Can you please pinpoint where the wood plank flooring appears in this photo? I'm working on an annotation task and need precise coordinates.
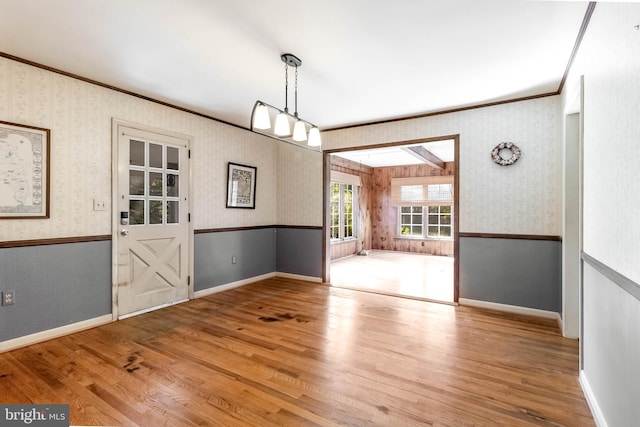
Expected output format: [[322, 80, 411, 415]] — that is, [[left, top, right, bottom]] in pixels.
[[0, 277, 593, 426]]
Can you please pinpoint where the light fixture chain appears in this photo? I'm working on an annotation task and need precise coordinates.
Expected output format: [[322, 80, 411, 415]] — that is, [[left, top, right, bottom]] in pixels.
[[294, 65, 299, 117], [284, 61, 289, 113]]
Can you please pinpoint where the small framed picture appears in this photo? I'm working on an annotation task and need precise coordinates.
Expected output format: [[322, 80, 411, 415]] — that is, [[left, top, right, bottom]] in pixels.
[[226, 162, 257, 209], [0, 121, 51, 219]]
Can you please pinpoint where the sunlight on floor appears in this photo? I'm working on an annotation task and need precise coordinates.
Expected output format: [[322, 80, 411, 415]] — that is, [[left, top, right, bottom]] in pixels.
[[330, 250, 454, 303]]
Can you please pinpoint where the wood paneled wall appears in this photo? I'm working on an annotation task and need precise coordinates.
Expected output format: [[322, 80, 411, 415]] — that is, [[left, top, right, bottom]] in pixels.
[[330, 157, 455, 260], [371, 162, 455, 256]]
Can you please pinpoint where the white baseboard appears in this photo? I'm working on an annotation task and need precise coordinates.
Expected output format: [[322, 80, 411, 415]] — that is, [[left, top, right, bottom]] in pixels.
[[0, 314, 113, 353], [194, 272, 323, 300], [580, 370, 608, 427], [118, 299, 189, 320], [276, 272, 323, 283], [194, 272, 277, 298], [458, 298, 561, 321], [557, 315, 565, 336]]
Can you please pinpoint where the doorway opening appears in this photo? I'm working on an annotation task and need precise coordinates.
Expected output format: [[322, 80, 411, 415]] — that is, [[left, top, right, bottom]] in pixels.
[[323, 135, 459, 304]]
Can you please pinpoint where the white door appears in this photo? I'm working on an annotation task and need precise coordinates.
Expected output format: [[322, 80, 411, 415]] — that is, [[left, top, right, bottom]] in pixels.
[[114, 123, 191, 319]]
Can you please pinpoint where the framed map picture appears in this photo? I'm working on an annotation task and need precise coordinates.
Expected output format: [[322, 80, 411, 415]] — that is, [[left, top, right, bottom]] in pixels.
[[0, 121, 51, 219], [226, 162, 256, 209]]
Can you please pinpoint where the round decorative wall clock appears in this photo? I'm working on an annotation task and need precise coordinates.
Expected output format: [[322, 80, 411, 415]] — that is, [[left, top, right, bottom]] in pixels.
[[491, 142, 521, 166]]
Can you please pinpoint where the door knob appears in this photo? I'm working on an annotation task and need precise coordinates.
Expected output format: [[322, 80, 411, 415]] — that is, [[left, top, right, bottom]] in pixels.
[[121, 229, 129, 236]]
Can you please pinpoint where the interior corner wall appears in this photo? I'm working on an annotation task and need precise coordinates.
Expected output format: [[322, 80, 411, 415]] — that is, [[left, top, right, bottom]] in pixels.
[[272, 142, 324, 279], [561, 3, 640, 425], [276, 227, 323, 278], [329, 159, 373, 260], [323, 96, 562, 311], [276, 142, 323, 227]]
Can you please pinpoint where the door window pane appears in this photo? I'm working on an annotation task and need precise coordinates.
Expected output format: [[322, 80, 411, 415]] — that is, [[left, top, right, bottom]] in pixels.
[[130, 140, 145, 166], [130, 200, 144, 225], [149, 143, 163, 168], [149, 172, 163, 197], [129, 170, 145, 196], [167, 201, 179, 223], [167, 174, 179, 197], [149, 200, 163, 224], [167, 147, 179, 170]]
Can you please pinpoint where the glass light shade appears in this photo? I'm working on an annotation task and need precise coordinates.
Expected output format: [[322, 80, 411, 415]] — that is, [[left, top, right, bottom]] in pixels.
[[274, 112, 291, 136], [292, 120, 307, 141], [308, 127, 321, 147], [253, 104, 271, 130]]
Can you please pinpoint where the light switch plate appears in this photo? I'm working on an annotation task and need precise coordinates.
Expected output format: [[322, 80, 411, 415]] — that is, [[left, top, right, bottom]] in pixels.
[[93, 199, 107, 211]]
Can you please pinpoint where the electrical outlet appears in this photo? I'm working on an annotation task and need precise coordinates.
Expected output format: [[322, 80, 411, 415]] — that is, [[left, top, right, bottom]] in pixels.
[[93, 199, 107, 211], [232, 256, 237, 264], [2, 291, 15, 306]]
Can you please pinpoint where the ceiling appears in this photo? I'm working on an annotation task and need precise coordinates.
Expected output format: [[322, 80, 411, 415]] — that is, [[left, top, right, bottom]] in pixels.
[[333, 139, 455, 168], [0, 0, 590, 132]]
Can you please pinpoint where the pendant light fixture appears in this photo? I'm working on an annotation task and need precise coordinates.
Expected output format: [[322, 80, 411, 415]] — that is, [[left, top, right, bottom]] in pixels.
[[250, 53, 321, 150]]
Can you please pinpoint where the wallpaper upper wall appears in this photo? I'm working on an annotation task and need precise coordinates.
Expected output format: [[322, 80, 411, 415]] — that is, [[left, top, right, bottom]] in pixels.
[[565, 3, 640, 283], [0, 56, 563, 239], [0, 57, 277, 241], [323, 97, 562, 235], [276, 143, 323, 226]]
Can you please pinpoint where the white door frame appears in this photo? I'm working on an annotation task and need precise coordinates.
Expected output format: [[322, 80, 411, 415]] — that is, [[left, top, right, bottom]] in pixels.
[[562, 78, 584, 340], [111, 118, 194, 320]]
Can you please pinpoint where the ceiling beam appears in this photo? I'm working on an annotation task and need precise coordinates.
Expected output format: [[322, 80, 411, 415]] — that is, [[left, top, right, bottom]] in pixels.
[[403, 146, 445, 170]]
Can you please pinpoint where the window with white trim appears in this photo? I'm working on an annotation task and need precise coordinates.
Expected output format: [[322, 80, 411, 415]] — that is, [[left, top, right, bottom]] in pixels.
[[330, 171, 360, 242], [392, 175, 454, 239], [427, 205, 452, 237], [330, 182, 357, 240], [399, 206, 423, 237]]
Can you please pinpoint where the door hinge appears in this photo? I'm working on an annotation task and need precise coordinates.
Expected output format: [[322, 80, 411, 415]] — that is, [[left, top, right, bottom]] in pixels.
[[188, 149, 191, 159], [188, 213, 191, 222], [188, 276, 191, 286]]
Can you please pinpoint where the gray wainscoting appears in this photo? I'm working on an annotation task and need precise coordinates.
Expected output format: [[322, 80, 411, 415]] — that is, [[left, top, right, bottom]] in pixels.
[[194, 228, 277, 291], [276, 227, 323, 279], [0, 226, 322, 343], [0, 241, 112, 342], [581, 258, 640, 426], [459, 237, 561, 312]]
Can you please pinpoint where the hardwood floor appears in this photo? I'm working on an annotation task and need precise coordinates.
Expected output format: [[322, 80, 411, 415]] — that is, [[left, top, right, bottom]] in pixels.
[[0, 277, 593, 426], [331, 250, 454, 303]]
